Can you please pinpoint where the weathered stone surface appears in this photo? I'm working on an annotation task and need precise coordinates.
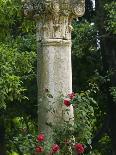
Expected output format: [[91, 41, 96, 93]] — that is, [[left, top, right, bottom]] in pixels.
[[23, 0, 85, 18], [23, 0, 85, 144], [23, 0, 85, 40], [37, 39, 74, 133]]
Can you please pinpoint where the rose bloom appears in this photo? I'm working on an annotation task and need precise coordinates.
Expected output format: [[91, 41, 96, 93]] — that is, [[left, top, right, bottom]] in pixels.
[[35, 146, 44, 153], [68, 92, 75, 99], [64, 98, 71, 107], [75, 143, 84, 154], [52, 144, 60, 153], [37, 133, 45, 142]]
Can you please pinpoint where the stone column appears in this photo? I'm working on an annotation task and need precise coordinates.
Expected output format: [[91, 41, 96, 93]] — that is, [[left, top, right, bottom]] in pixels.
[[23, 0, 85, 142]]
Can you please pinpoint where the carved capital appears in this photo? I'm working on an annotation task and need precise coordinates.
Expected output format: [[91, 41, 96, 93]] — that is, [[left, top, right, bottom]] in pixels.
[[23, 0, 85, 19], [22, 0, 85, 40]]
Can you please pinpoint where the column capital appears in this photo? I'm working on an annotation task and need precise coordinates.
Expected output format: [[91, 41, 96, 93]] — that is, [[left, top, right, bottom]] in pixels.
[[22, 0, 85, 40], [23, 0, 85, 19]]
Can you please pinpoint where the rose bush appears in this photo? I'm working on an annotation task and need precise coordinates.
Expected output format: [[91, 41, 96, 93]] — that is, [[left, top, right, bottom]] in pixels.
[[34, 91, 96, 154]]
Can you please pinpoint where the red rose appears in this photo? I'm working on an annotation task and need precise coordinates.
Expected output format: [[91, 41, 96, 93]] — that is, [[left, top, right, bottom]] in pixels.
[[52, 144, 60, 153], [68, 92, 75, 99], [75, 143, 84, 154], [37, 133, 45, 142], [64, 98, 71, 107], [35, 146, 44, 153]]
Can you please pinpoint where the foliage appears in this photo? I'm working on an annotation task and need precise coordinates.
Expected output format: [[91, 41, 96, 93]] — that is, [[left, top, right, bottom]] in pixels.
[[72, 0, 116, 154], [0, 42, 35, 109], [0, 0, 35, 40], [110, 87, 116, 102], [104, 2, 116, 34], [0, 0, 37, 154], [72, 20, 101, 90], [0, 36, 37, 154], [73, 91, 96, 144], [72, 21, 97, 57], [6, 117, 38, 154]]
